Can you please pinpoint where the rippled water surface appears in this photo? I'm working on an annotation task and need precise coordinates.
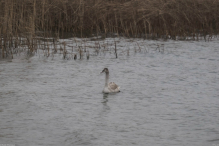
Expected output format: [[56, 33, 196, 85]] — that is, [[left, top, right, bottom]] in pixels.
[[0, 38, 219, 146]]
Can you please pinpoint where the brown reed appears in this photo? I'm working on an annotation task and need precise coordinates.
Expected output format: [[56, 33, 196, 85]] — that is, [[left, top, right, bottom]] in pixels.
[[0, 0, 219, 58], [115, 41, 118, 58]]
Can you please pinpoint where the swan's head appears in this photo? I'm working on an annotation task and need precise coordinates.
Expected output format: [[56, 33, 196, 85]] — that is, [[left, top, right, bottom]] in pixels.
[[101, 68, 109, 73]]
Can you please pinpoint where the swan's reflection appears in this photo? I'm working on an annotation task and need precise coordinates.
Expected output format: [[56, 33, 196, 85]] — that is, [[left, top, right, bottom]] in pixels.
[[102, 93, 108, 104], [101, 93, 110, 112]]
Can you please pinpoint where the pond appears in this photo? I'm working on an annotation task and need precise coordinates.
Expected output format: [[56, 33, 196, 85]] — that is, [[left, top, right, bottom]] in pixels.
[[0, 37, 219, 146]]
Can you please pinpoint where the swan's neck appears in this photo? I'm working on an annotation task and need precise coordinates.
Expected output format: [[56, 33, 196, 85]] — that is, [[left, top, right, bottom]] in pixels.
[[105, 72, 109, 87]]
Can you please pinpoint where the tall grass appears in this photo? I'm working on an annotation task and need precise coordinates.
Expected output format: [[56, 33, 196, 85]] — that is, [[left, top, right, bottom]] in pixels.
[[0, 0, 219, 58]]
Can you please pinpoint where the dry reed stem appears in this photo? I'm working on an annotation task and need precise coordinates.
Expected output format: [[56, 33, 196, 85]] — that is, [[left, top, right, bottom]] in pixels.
[[0, 0, 219, 58]]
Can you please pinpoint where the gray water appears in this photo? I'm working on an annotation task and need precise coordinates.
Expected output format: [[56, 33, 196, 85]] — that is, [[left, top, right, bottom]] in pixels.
[[0, 38, 219, 146]]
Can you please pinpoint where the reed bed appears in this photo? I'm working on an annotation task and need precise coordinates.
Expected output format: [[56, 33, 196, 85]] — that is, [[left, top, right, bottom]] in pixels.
[[0, 0, 219, 58]]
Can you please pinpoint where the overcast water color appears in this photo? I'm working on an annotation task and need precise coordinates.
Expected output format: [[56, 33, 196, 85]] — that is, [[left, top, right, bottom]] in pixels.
[[0, 37, 219, 146]]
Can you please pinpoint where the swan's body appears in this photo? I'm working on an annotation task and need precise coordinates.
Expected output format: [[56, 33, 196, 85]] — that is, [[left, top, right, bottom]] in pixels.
[[101, 68, 120, 93]]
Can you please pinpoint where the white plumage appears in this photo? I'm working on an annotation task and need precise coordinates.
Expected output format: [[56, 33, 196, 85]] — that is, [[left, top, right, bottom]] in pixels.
[[101, 68, 120, 93]]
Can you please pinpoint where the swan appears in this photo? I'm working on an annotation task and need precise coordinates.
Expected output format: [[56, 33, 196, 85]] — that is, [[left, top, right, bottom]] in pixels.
[[101, 68, 120, 93]]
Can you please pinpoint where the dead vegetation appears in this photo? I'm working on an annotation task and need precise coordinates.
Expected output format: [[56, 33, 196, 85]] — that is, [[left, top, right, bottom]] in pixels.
[[0, 0, 218, 58]]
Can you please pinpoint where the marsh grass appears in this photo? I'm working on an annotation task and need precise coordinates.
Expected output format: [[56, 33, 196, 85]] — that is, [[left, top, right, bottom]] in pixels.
[[0, 0, 218, 58]]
